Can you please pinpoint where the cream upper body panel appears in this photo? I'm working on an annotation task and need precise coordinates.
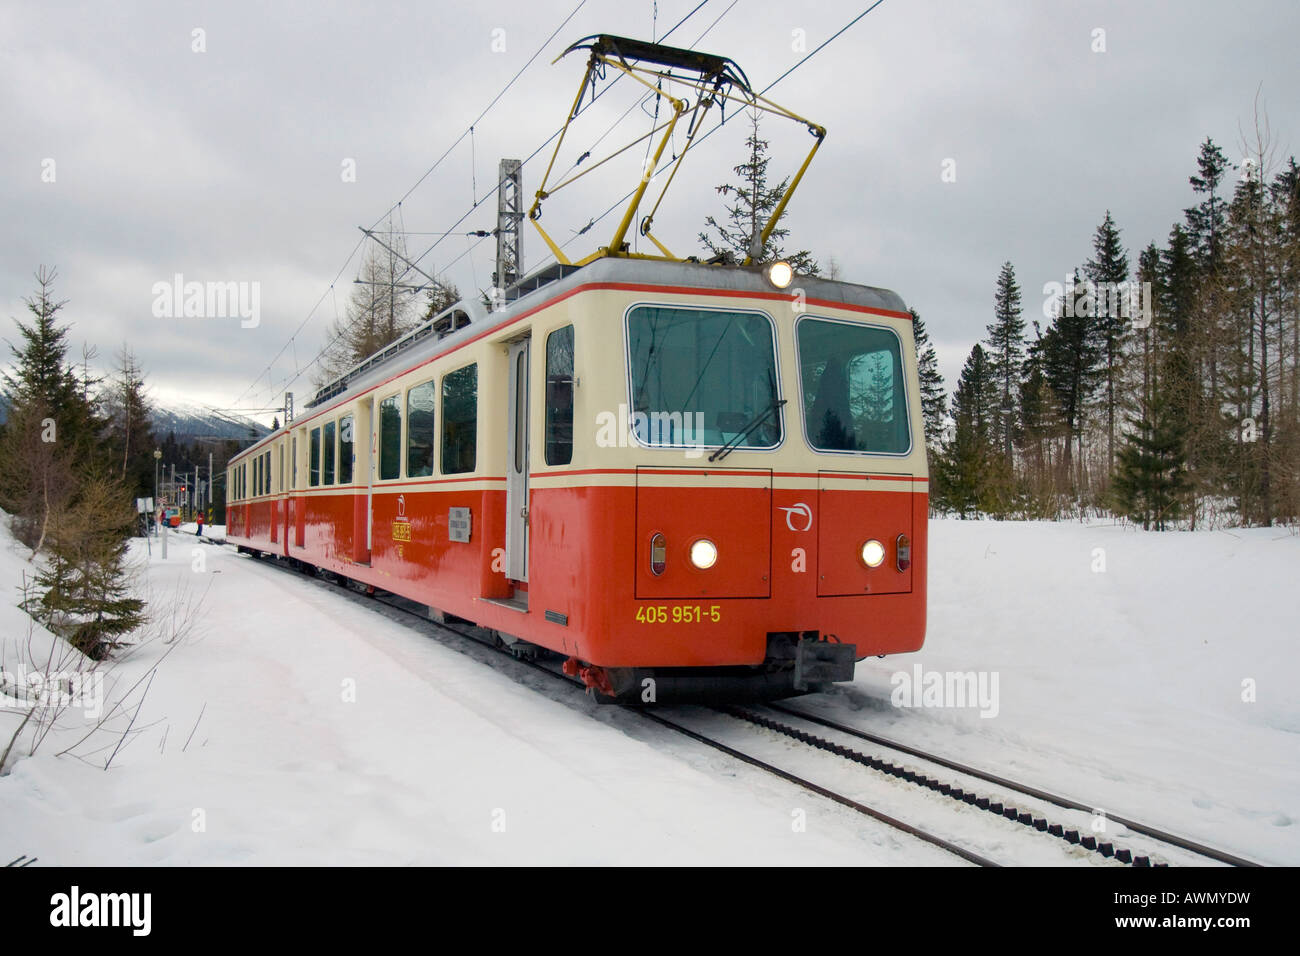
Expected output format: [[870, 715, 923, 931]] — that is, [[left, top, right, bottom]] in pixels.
[[229, 257, 926, 493]]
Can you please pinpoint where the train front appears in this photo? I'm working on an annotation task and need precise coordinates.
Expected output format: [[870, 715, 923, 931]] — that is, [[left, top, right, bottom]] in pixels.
[[553, 259, 928, 704]]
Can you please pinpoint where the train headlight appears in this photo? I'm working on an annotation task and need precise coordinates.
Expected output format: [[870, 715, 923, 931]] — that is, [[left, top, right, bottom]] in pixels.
[[766, 260, 794, 290], [689, 538, 718, 570], [861, 539, 885, 568]]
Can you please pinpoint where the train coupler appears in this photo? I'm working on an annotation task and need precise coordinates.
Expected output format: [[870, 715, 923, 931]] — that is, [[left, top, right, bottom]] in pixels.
[[790, 633, 856, 691], [563, 657, 616, 698]]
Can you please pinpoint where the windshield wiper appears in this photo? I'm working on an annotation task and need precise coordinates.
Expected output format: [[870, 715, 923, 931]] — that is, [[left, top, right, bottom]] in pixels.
[[708, 398, 787, 462]]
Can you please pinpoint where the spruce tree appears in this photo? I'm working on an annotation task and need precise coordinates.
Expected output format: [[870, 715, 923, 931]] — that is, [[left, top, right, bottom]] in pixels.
[[1039, 270, 1105, 493], [103, 346, 156, 498], [1085, 211, 1130, 475], [33, 472, 145, 659], [1112, 387, 1191, 530], [984, 261, 1025, 470], [2, 266, 98, 456], [910, 308, 947, 454], [935, 344, 1003, 517], [699, 112, 819, 274]]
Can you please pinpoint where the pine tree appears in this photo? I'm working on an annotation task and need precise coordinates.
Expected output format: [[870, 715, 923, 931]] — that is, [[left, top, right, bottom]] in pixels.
[[1112, 386, 1191, 530], [102, 345, 156, 498], [1085, 211, 1131, 476], [1039, 270, 1105, 493], [1182, 138, 1232, 507], [984, 261, 1025, 470], [910, 308, 947, 453], [934, 345, 1003, 517], [2, 266, 99, 456], [1017, 337, 1065, 514], [1185, 138, 1230, 271], [699, 112, 819, 274], [33, 472, 145, 659], [1, 267, 100, 550], [1114, 241, 1191, 528]]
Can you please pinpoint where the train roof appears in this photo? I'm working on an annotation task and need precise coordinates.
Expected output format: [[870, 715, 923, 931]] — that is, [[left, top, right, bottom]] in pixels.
[[233, 257, 908, 461]]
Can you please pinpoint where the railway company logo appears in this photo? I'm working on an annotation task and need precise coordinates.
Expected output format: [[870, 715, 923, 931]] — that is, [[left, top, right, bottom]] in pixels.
[[779, 503, 813, 532], [392, 494, 411, 543], [890, 665, 1000, 719]]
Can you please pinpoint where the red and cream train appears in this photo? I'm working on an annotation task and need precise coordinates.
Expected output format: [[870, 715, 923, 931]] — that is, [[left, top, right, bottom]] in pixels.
[[226, 256, 928, 702]]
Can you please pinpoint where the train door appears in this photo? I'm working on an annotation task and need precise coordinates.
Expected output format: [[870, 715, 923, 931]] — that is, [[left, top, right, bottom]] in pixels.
[[506, 338, 530, 584], [271, 441, 281, 546], [345, 406, 369, 564], [367, 395, 377, 557]]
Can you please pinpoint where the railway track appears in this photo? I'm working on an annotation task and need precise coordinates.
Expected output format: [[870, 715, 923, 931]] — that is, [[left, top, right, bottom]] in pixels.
[[245, 550, 1260, 868], [761, 702, 1263, 868]]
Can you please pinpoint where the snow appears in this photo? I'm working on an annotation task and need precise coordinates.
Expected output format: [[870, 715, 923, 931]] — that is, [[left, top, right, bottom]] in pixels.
[[1, 513, 1296, 865]]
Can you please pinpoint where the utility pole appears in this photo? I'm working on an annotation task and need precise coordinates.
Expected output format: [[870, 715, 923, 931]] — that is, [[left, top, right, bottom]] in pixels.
[[494, 158, 524, 295]]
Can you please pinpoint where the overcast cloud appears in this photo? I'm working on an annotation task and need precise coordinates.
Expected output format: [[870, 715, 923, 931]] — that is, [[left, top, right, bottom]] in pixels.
[[4, 0, 1299, 425]]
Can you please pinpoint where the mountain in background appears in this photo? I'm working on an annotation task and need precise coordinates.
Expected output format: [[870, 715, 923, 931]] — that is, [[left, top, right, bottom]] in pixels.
[[0, 396, 267, 442], [150, 401, 270, 443]]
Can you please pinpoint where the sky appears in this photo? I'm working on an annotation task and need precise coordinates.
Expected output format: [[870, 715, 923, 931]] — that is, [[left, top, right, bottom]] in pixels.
[[4, 0, 1300, 426]]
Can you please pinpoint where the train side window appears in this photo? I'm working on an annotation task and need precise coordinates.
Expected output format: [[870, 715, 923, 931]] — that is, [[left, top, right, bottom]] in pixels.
[[291, 436, 298, 489], [323, 420, 336, 485], [441, 364, 477, 474], [310, 427, 321, 486], [339, 416, 354, 485], [406, 382, 435, 478], [379, 395, 402, 480], [255, 456, 261, 496], [264, 451, 272, 493], [545, 325, 574, 466]]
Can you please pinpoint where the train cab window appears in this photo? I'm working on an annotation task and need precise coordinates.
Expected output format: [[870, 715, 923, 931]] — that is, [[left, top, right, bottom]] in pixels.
[[626, 305, 781, 449], [796, 318, 911, 455], [406, 383, 435, 478], [545, 325, 574, 466], [339, 416, 354, 485], [441, 364, 477, 474], [379, 395, 401, 480], [323, 421, 336, 485], [310, 427, 321, 486]]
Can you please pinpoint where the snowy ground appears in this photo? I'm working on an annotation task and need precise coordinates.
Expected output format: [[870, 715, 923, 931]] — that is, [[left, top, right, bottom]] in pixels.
[[1, 515, 1296, 865]]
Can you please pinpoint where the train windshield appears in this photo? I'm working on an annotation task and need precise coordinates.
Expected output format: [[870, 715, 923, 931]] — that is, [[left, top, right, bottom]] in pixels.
[[797, 317, 911, 455], [627, 305, 781, 450]]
